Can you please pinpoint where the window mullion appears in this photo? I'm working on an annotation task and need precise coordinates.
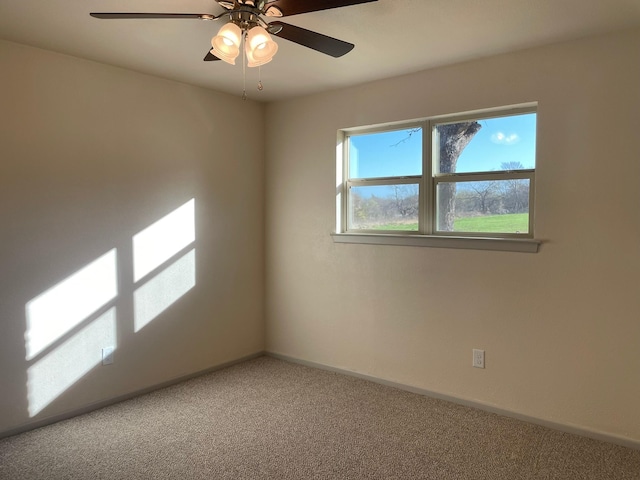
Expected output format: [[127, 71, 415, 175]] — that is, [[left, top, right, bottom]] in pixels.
[[424, 119, 434, 234], [435, 170, 534, 182], [341, 132, 348, 233], [528, 175, 536, 237], [435, 171, 534, 184], [348, 177, 420, 188]]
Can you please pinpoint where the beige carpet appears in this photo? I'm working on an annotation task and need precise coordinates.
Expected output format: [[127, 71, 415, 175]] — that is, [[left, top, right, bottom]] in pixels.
[[1, 356, 639, 479]]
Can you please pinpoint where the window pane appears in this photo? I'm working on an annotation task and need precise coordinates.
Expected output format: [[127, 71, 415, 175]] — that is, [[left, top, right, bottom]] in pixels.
[[436, 179, 530, 234], [348, 128, 422, 179], [349, 184, 419, 231], [434, 113, 536, 174]]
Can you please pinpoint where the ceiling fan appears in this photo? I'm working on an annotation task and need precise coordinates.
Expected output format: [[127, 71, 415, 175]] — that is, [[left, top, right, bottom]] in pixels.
[[91, 0, 378, 65]]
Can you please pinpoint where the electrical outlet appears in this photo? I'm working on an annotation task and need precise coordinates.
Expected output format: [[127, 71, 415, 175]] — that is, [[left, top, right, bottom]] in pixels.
[[472, 349, 485, 369], [102, 346, 115, 365]]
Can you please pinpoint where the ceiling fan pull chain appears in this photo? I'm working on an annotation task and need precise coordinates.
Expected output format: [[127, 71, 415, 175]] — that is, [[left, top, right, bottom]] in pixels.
[[258, 66, 264, 91], [242, 32, 248, 100]]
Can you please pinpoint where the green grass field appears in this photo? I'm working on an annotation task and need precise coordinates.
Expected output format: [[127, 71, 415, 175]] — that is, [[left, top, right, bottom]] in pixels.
[[454, 213, 528, 233], [375, 213, 528, 233]]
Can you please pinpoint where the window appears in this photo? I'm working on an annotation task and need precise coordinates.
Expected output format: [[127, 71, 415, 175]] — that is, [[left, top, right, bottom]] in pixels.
[[335, 106, 539, 252]]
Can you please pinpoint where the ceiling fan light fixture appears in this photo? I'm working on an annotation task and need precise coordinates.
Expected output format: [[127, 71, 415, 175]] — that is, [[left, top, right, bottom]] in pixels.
[[211, 22, 242, 65], [246, 26, 278, 66], [246, 45, 273, 67]]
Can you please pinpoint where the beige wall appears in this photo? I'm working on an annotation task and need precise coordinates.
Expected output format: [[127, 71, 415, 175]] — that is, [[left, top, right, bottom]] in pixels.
[[265, 28, 640, 442], [0, 40, 265, 434]]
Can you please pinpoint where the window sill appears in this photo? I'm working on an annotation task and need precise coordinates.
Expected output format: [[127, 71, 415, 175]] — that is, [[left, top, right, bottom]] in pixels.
[[331, 233, 540, 253]]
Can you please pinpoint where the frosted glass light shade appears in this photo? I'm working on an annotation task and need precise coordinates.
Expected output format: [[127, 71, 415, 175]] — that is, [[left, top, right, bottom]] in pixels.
[[211, 22, 242, 65], [246, 43, 273, 67], [246, 26, 278, 67]]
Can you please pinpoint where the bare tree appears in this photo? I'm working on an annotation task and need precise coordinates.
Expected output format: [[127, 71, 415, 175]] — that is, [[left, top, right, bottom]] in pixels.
[[391, 184, 418, 217], [437, 122, 482, 230], [391, 128, 421, 147], [499, 180, 529, 213], [468, 181, 499, 214], [499, 162, 527, 213], [500, 161, 525, 171]]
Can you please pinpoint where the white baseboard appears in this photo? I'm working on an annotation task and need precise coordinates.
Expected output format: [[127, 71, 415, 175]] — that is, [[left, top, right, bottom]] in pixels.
[[267, 351, 640, 451]]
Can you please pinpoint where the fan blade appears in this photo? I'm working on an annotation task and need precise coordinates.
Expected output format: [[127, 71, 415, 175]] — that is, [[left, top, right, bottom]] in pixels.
[[204, 51, 222, 61], [90, 13, 220, 20], [266, 0, 377, 17], [270, 21, 354, 57]]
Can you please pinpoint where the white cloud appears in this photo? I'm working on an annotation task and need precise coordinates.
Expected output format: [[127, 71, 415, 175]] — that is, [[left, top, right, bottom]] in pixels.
[[491, 132, 520, 145]]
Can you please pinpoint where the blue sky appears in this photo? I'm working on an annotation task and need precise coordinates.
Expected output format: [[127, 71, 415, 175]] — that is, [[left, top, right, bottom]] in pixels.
[[349, 113, 536, 179]]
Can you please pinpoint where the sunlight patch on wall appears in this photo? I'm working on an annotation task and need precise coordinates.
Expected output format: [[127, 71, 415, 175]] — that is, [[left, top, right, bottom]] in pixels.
[[23, 199, 197, 417], [133, 199, 195, 282], [25, 249, 118, 361], [27, 308, 117, 417], [134, 249, 196, 332]]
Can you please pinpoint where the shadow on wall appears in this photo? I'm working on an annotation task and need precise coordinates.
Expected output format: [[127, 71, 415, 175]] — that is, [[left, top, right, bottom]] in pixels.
[[24, 199, 196, 418]]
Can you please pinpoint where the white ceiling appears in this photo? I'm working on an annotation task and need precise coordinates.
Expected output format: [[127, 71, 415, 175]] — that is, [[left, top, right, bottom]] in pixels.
[[1, 0, 640, 102]]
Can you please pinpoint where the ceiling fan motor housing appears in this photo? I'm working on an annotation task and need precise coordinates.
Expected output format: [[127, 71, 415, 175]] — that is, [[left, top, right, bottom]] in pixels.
[[229, 10, 261, 31]]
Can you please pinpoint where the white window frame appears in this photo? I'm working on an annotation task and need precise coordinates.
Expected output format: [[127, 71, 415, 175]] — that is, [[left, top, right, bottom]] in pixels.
[[333, 104, 541, 253]]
